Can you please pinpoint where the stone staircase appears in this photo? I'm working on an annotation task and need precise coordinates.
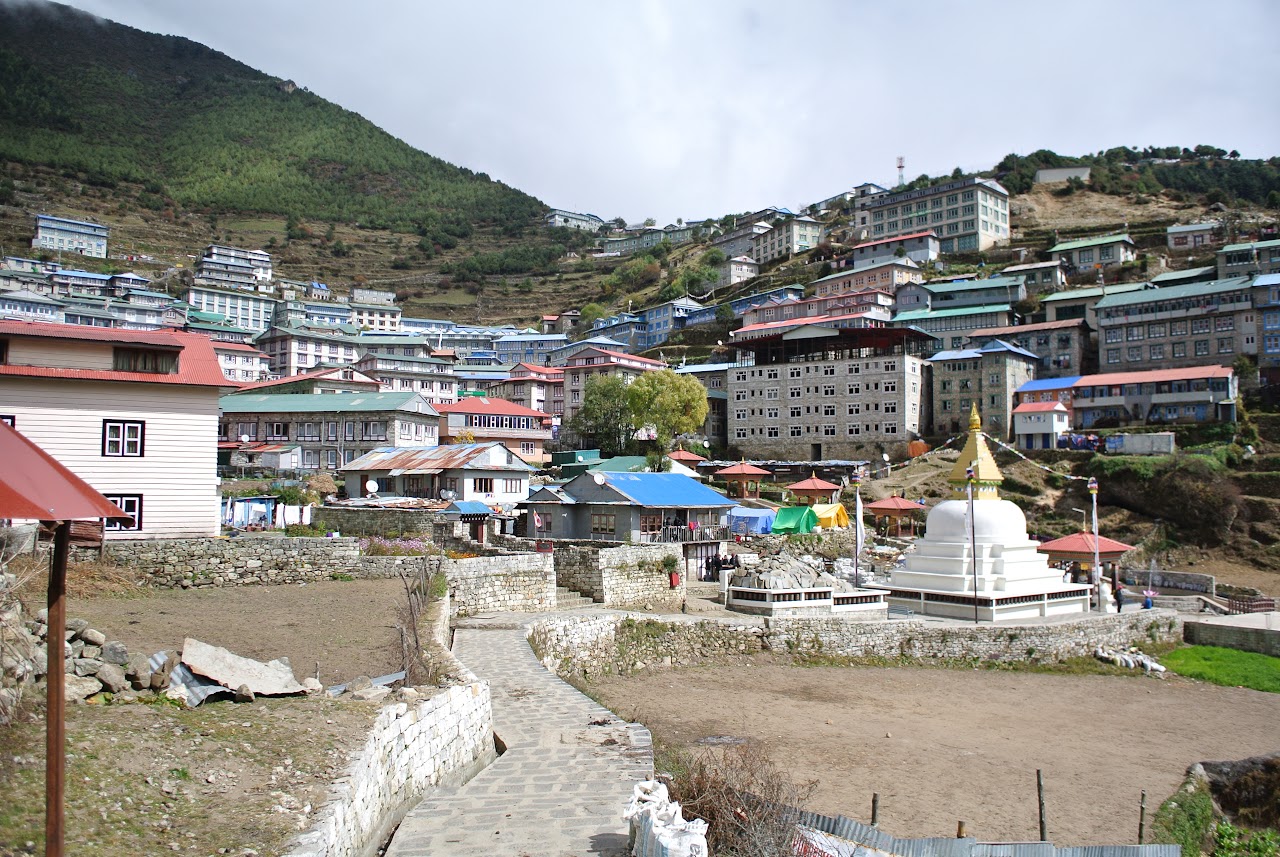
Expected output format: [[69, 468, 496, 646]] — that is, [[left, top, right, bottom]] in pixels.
[[554, 586, 595, 609]]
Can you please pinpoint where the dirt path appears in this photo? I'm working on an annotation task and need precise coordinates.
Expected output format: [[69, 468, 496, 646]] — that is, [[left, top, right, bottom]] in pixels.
[[591, 664, 1280, 845], [67, 578, 409, 686]]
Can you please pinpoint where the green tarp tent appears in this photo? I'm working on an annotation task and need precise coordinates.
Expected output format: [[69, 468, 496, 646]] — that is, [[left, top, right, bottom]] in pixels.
[[771, 506, 818, 534]]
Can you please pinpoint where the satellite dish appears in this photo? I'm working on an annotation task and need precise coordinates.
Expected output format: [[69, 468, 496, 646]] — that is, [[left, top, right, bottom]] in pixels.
[[576, 455, 584, 462], [439, 489, 457, 501], [364, 480, 378, 495], [239, 434, 250, 444], [500, 503, 515, 515], [593, 472, 606, 485], [882, 453, 890, 462]]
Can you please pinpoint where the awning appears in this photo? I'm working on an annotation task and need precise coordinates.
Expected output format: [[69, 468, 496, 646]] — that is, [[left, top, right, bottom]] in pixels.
[[0, 422, 129, 522]]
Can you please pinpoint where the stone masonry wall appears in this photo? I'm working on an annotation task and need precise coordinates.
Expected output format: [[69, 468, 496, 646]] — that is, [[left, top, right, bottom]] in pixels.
[[598, 543, 686, 610], [553, 546, 606, 603], [528, 610, 1184, 678], [101, 537, 367, 587], [286, 575, 496, 857], [311, 507, 445, 537], [1184, 619, 1280, 658], [440, 552, 556, 616]]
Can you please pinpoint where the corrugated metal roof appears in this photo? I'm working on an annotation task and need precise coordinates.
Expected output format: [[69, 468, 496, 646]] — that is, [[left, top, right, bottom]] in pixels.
[[1017, 376, 1082, 392], [219, 391, 434, 414], [339, 442, 535, 474], [1039, 283, 1149, 303], [893, 304, 1011, 322], [1094, 277, 1250, 309], [0, 326, 228, 388], [595, 472, 736, 508], [1050, 233, 1134, 253], [1073, 365, 1233, 387]]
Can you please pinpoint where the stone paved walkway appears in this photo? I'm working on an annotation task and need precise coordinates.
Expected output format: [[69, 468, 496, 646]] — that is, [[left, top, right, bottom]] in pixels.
[[384, 627, 652, 857]]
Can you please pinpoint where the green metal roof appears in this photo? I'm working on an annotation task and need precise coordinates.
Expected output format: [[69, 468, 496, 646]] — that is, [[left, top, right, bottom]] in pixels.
[[926, 275, 1024, 294], [357, 352, 450, 366], [1150, 266, 1216, 284], [218, 391, 434, 414], [892, 303, 1011, 323], [1038, 282, 1150, 303], [1094, 277, 1251, 310], [1049, 233, 1134, 253], [1221, 238, 1280, 253]]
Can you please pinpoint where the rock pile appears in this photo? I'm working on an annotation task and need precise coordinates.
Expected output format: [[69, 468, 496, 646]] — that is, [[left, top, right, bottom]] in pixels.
[[730, 553, 856, 592]]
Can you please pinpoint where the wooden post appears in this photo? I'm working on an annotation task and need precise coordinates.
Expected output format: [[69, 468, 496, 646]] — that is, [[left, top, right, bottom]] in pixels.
[[46, 521, 70, 857], [1139, 790, 1147, 844], [871, 793, 879, 827], [956, 821, 966, 839], [1037, 769, 1047, 842]]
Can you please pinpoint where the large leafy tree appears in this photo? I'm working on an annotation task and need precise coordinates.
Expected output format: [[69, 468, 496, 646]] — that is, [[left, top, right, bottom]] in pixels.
[[570, 374, 634, 457], [626, 369, 709, 449]]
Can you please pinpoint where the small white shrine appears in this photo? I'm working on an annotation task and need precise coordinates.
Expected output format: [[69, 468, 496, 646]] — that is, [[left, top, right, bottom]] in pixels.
[[877, 406, 1092, 621]]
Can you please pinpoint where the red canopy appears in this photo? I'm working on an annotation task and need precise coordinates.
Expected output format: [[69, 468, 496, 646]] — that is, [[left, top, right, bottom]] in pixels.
[[668, 449, 708, 463], [786, 475, 840, 492], [865, 495, 926, 514], [1037, 531, 1135, 559], [716, 461, 771, 477], [0, 421, 127, 521]]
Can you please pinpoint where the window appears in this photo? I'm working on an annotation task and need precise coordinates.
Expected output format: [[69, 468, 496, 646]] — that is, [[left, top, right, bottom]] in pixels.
[[766, 388, 779, 400], [473, 477, 494, 494], [767, 426, 779, 438], [1149, 344, 1165, 360], [884, 402, 897, 414], [112, 348, 177, 374], [0, 415, 13, 427], [1104, 328, 1123, 344], [1171, 320, 1189, 336], [1172, 342, 1186, 358], [590, 513, 616, 535], [1218, 337, 1234, 354], [1148, 323, 1166, 339], [823, 424, 836, 436], [503, 478, 521, 493], [766, 368, 779, 380], [1126, 346, 1142, 362], [848, 383, 861, 395], [104, 494, 142, 531], [102, 420, 145, 456], [883, 361, 897, 372], [1126, 326, 1144, 341], [789, 406, 802, 418], [789, 367, 802, 378], [883, 381, 897, 393], [822, 404, 836, 416], [735, 409, 748, 420], [735, 427, 748, 439], [1100, 245, 1115, 261], [361, 421, 386, 441], [766, 407, 778, 419], [267, 421, 289, 440], [237, 421, 257, 441], [1194, 340, 1210, 356], [789, 387, 802, 398], [1107, 349, 1120, 364], [1215, 316, 1235, 332], [822, 385, 835, 396], [789, 426, 802, 437], [884, 422, 898, 435], [1191, 318, 1211, 335]]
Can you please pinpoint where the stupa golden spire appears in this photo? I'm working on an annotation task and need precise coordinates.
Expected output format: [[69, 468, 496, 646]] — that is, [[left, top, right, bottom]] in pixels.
[[948, 403, 1003, 500]]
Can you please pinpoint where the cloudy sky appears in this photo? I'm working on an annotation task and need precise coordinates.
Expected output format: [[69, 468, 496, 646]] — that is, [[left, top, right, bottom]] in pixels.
[[56, 0, 1280, 223]]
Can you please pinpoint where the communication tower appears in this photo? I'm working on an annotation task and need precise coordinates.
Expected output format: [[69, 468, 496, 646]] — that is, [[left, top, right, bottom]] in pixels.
[[897, 156, 905, 187]]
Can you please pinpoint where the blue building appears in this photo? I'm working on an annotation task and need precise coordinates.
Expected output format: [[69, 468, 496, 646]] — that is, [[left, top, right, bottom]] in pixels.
[[493, 332, 568, 364], [32, 214, 109, 259], [1257, 273, 1280, 385]]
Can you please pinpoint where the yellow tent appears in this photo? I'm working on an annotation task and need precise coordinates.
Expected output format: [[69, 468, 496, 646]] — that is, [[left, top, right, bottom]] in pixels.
[[812, 503, 850, 529]]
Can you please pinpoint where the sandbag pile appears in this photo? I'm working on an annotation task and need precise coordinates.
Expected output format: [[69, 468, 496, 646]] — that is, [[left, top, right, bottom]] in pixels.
[[1094, 645, 1166, 675], [624, 780, 708, 857]]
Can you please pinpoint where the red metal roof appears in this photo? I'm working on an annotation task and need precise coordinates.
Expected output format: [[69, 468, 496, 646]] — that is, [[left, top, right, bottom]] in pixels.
[[667, 449, 708, 463], [786, 475, 840, 492], [715, 462, 771, 476], [1037, 531, 1135, 558], [852, 230, 938, 250], [0, 421, 129, 521], [437, 396, 549, 418], [512, 362, 563, 376], [578, 348, 666, 366], [736, 311, 873, 336], [0, 328, 229, 388], [210, 341, 269, 355], [235, 366, 378, 392], [970, 319, 1086, 337], [1013, 402, 1069, 413], [865, 495, 925, 514], [1073, 366, 1233, 388]]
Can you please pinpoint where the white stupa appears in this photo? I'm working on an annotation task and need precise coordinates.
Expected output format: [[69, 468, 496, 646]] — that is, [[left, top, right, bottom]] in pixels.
[[879, 405, 1091, 621]]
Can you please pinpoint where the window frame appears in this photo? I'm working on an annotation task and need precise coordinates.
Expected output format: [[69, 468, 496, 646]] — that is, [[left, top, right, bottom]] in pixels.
[[102, 419, 145, 457], [104, 493, 143, 531]]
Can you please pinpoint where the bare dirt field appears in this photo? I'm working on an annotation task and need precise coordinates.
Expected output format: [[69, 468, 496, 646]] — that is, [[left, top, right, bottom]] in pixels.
[[590, 663, 1280, 845], [64, 578, 409, 686]]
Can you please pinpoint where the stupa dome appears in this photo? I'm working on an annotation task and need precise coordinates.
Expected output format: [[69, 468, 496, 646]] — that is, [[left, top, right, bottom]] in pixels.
[[923, 498, 1029, 544]]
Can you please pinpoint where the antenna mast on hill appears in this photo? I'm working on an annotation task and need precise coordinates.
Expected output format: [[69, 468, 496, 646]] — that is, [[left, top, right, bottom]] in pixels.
[[897, 156, 905, 187]]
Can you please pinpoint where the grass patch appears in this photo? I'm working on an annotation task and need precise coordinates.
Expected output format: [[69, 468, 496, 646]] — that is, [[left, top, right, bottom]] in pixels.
[[1162, 646, 1280, 693], [1151, 778, 1215, 855]]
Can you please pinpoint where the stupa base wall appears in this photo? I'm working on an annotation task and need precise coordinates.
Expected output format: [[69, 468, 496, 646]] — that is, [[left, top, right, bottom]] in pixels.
[[876, 585, 1091, 622]]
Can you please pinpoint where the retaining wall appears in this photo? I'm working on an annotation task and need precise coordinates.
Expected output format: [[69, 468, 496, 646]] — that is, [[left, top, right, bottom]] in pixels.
[[1183, 618, 1280, 658], [528, 610, 1183, 677], [440, 552, 556, 616], [287, 587, 497, 857], [311, 507, 445, 537], [550, 541, 685, 609], [1120, 568, 1216, 596]]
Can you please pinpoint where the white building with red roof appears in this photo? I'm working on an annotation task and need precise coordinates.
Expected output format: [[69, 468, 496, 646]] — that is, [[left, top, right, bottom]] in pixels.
[[0, 320, 231, 538], [847, 230, 940, 267], [1013, 401, 1070, 450], [561, 347, 665, 421], [484, 362, 564, 418], [437, 396, 553, 464], [211, 340, 275, 384]]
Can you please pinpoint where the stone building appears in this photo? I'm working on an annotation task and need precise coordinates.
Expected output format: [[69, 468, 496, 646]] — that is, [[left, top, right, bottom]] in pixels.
[[727, 326, 935, 459], [968, 318, 1095, 378], [927, 340, 1040, 438]]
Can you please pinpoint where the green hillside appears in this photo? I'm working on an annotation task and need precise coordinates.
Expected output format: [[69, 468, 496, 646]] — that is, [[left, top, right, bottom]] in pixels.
[[0, 1, 543, 233]]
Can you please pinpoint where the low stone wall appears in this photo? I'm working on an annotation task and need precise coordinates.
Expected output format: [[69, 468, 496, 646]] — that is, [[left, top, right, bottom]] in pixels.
[[101, 537, 368, 587], [1121, 568, 1216, 596], [548, 541, 685, 609], [311, 506, 445, 537], [441, 552, 556, 616], [1184, 618, 1280, 658], [286, 580, 496, 857], [528, 610, 1183, 677]]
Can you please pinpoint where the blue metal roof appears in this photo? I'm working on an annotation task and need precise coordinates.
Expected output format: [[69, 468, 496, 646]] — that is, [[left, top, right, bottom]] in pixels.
[[602, 472, 736, 509], [446, 501, 493, 516], [1018, 376, 1081, 392], [1254, 273, 1280, 286]]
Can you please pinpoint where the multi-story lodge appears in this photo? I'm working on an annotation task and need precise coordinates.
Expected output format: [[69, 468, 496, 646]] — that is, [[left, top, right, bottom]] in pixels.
[[544, 209, 605, 232], [727, 326, 934, 459], [812, 258, 923, 298], [485, 362, 564, 417], [212, 341, 274, 384], [846, 230, 940, 267], [1217, 239, 1280, 279], [1093, 278, 1256, 372], [184, 285, 277, 332], [1049, 234, 1137, 272], [562, 347, 665, 421], [739, 290, 894, 329], [1000, 260, 1067, 292], [752, 216, 825, 263], [1257, 273, 1280, 384], [218, 391, 440, 469], [891, 303, 1015, 350], [493, 333, 568, 365], [0, 320, 228, 538], [437, 396, 552, 464], [195, 245, 273, 290], [927, 340, 1039, 438], [862, 177, 1010, 253], [968, 318, 1095, 378], [1069, 367, 1237, 429], [32, 214, 109, 259], [895, 276, 1027, 313], [598, 224, 694, 255], [352, 351, 458, 405], [673, 362, 730, 449]]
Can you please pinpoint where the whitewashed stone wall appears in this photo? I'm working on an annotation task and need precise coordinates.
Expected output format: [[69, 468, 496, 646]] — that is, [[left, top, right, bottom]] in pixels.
[[528, 611, 1183, 677]]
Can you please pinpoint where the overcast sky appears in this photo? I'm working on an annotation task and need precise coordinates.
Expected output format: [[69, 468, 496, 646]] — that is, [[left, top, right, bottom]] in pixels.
[[54, 0, 1280, 223]]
